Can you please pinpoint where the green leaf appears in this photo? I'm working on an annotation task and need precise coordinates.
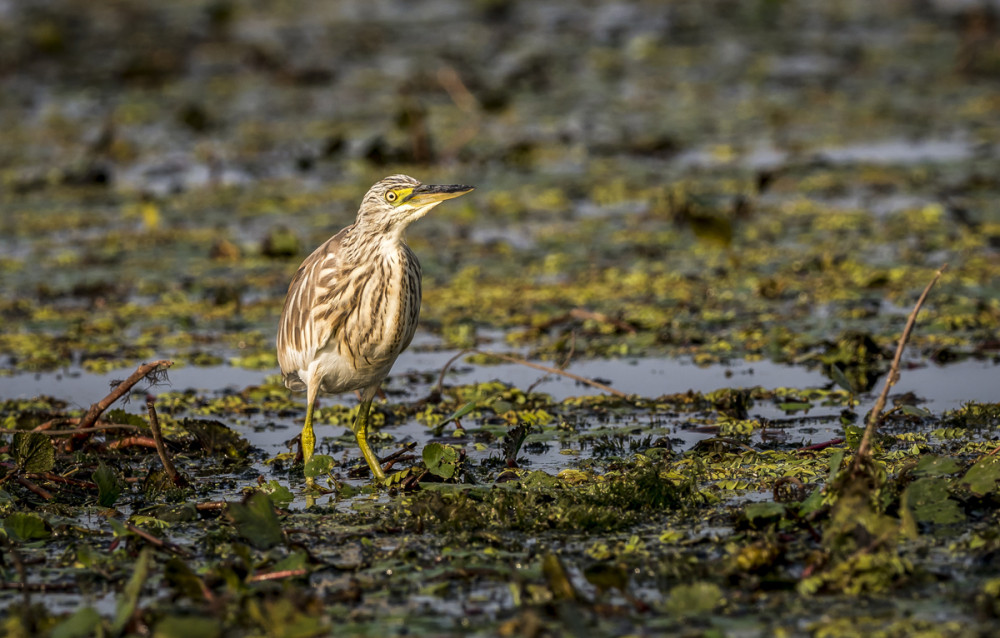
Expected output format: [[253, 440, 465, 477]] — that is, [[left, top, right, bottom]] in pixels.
[[153, 616, 222, 638], [912, 454, 961, 477], [827, 449, 845, 482], [3, 512, 51, 542], [182, 419, 251, 460], [962, 455, 1000, 497], [742, 502, 786, 528], [444, 401, 477, 424], [778, 402, 812, 413], [664, 582, 724, 617], [111, 547, 151, 635], [94, 462, 123, 507], [228, 491, 284, 549], [261, 480, 294, 509], [270, 550, 308, 573], [303, 454, 334, 480], [51, 606, 102, 638], [422, 442, 458, 479], [105, 409, 148, 426], [903, 477, 965, 524], [829, 364, 855, 394], [12, 432, 55, 473], [164, 557, 209, 602], [900, 404, 931, 418]]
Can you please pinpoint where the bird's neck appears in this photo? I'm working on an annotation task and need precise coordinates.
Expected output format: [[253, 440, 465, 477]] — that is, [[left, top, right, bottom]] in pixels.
[[342, 222, 409, 260]]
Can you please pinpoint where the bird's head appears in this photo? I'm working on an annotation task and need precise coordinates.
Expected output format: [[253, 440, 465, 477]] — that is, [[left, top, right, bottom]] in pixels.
[[356, 174, 474, 236]]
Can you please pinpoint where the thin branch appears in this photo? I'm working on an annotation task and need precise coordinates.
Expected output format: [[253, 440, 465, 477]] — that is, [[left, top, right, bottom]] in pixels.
[[435, 348, 474, 396], [38, 424, 142, 436], [195, 501, 228, 512], [147, 395, 188, 487], [70, 360, 172, 448], [125, 522, 192, 558], [854, 265, 946, 466], [107, 436, 158, 450], [471, 350, 630, 398], [797, 438, 845, 452], [436, 347, 629, 398], [247, 569, 308, 583], [15, 475, 53, 500]]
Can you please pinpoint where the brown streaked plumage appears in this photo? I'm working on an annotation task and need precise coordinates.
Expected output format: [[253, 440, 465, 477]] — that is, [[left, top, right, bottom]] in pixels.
[[277, 174, 474, 482]]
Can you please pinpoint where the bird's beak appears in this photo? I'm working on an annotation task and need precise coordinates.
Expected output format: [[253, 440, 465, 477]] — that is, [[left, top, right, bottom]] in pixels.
[[403, 183, 475, 206]]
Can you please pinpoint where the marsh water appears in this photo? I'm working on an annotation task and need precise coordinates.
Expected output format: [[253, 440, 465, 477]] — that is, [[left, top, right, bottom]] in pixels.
[[3, 1, 1000, 636]]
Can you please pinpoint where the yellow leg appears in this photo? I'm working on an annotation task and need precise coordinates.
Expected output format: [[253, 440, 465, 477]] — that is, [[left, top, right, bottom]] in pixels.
[[302, 396, 317, 486], [352, 399, 385, 481]]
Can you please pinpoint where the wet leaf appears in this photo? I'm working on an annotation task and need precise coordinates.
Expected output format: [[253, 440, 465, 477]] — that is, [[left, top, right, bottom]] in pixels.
[[423, 442, 459, 479], [665, 582, 724, 616], [51, 606, 102, 638], [443, 401, 477, 424], [303, 455, 334, 480], [742, 502, 787, 529], [829, 364, 855, 394], [12, 431, 54, 473], [3, 512, 51, 542], [900, 404, 931, 417], [903, 478, 964, 525], [961, 456, 1000, 497], [778, 402, 812, 413], [112, 547, 151, 635], [541, 553, 577, 601], [261, 480, 294, 508], [912, 454, 961, 477], [94, 462, 123, 507], [164, 557, 209, 602], [153, 616, 222, 638], [228, 491, 284, 549], [182, 419, 251, 460]]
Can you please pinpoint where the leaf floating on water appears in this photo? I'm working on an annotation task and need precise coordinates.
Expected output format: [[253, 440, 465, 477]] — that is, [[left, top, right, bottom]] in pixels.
[[911, 454, 961, 477], [961, 456, 1000, 497], [664, 582, 724, 617], [903, 477, 964, 524], [13, 431, 55, 473], [182, 419, 251, 460], [261, 480, 294, 508], [900, 404, 932, 418], [423, 442, 459, 479], [228, 491, 284, 550], [303, 455, 334, 480], [3, 512, 52, 543]]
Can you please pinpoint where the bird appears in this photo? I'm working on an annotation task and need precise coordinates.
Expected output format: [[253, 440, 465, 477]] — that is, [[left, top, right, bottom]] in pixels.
[[277, 175, 474, 482]]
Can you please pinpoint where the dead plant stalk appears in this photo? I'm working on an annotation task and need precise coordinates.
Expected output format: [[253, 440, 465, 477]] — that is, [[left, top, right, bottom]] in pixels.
[[853, 265, 946, 467]]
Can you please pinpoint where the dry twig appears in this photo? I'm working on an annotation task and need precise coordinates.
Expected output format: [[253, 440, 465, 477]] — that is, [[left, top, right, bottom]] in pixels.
[[435, 348, 629, 399], [125, 522, 192, 558], [147, 395, 188, 487], [107, 436, 158, 450], [853, 265, 946, 467], [69, 360, 172, 450]]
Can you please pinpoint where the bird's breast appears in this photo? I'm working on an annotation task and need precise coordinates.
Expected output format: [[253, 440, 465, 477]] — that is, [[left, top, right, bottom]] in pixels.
[[341, 244, 422, 370]]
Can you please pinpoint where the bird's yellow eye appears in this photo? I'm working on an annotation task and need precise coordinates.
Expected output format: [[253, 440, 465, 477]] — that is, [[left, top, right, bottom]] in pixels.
[[385, 191, 398, 203]]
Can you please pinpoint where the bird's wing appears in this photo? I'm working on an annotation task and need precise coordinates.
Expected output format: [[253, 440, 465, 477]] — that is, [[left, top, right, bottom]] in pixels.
[[277, 229, 350, 390]]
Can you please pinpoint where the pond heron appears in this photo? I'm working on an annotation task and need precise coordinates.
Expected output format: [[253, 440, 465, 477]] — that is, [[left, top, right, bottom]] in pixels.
[[277, 175, 474, 482]]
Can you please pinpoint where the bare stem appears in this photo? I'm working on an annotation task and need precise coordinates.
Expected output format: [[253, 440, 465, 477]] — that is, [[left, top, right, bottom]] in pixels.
[[70, 360, 172, 448], [854, 265, 946, 466], [147, 395, 188, 487]]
